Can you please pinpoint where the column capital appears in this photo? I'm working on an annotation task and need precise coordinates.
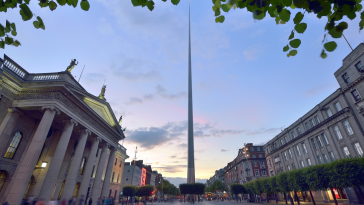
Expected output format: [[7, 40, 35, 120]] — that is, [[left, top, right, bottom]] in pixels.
[[96, 136, 102, 142], [7, 107, 24, 116], [42, 106, 60, 115], [79, 129, 91, 136], [63, 119, 78, 126], [110, 146, 117, 152]]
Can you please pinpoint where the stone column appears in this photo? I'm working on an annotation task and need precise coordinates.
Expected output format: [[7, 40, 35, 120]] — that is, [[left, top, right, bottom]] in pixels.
[[38, 119, 78, 201], [100, 147, 116, 199], [76, 136, 101, 204], [91, 142, 109, 205], [5, 106, 59, 205], [60, 129, 91, 200], [0, 108, 23, 155]]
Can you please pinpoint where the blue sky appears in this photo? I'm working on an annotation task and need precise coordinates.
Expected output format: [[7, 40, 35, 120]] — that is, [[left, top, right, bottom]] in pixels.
[[1, 0, 363, 185]]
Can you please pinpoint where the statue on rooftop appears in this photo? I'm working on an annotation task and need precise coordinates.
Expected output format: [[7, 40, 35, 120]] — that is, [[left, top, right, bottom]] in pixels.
[[98, 85, 106, 101], [66, 59, 78, 73]]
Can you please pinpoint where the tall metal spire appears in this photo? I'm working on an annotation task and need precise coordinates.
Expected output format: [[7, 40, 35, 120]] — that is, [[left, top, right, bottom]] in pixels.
[[187, 0, 195, 184]]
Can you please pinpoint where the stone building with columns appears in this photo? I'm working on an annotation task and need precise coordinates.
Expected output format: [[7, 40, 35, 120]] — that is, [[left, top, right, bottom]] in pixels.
[[0, 54, 128, 205]]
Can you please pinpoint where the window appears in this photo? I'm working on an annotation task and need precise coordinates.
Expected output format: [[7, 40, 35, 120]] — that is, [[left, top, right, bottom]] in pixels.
[[305, 122, 310, 130], [300, 161, 304, 168], [287, 166, 291, 171], [284, 136, 288, 143], [119, 160, 122, 167], [354, 143, 363, 156], [280, 139, 284, 146], [314, 116, 320, 124], [322, 154, 328, 163], [301, 143, 307, 154], [334, 126, 343, 140], [284, 151, 288, 160], [270, 171, 274, 176], [291, 131, 296, 139], [111, 172, 115, 182], [261, 170, 267, 176], [288, 149, 292, 158], [317, 156, 323, 164], [254, 169, 260, 176], [292, 164, 296, 169], [343, 120, 354, 135], [335, 102, 342, 112], [258, 154, 262, 158], [322, 133, 329, 145], [257, 147, 260, 151], [4, 131, 23, 159], [91, 165, 95, 177], [79, 157, 86, 175], [326, 109, 333, 117], [296, 145, 301, 156], [115, 158, 117, 165], [355, 61, 364, 72], [254, 162, 257, 167], [311, 138, 317, 149], [252, 155, 256, 158], [307, 158, 312, 166], [310, 119, 315, 127], [343, 147, 350, 158], [316, 136, 323, 147], [117, 174, 120, 183], [0, 171, 6, 193], [260, 162, 265, 168], [342, 72, 351, 84], [329, 152, 335, 161], [297, 128, 301, 135], [251, 147, 254, 151], [351, 89, 362, 102], [96, 149, 99, 157]]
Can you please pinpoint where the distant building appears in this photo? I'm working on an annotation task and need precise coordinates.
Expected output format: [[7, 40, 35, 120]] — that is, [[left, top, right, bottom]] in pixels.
[[121, 160, 157, 189], [205, 168, 225, 187], [223, 143, 268, 190], [264, 44, 364, 204]]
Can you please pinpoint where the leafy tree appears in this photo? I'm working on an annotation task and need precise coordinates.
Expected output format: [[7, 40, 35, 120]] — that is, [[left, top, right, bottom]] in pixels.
[[194, 183, 206, 197], [131, 0, 363, 58], [179, 183, 188, 201], [157, 179, 172, 197], [230, 183, 246, 199], [211, 180, 226, 193], [304, 164, 333, 204], [261, 178, 272, 203], [268, 176, 279, 204], [1, 0, 90, 49], [137, 185, 155, 198], [123, 185, 138, 205]]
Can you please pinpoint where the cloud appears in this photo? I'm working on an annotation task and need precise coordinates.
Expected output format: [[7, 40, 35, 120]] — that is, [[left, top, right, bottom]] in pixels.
[[126, 120, 281, 149], [250, 28, 266, 36], [125, 85, 186, 104], [221, 149, 229, 152], [125, 94, 154, 105], [302, 84, 337, 97], [97, 18, 115, 35], [156, 84, 166, 93]]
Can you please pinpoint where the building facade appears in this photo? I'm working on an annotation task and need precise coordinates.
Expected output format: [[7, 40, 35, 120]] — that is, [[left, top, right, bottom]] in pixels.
[[223, 143, 268, 190], [264, 44, 364, 204], [206, 168, 224, 187], [121, 160, 157, 189], [0, 55, 127, 205]]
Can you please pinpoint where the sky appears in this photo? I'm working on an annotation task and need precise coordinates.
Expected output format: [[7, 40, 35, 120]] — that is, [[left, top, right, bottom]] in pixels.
[[1, 0, 363, 187]]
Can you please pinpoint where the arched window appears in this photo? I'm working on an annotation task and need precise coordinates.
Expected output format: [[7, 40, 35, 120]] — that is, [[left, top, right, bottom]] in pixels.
[[0, 171, 7, 192], [58, 181, 66, 199], [79, 157, 86, 175], [4, 132, 23, 159], [115, 158, 117, 165], [73, 182, 80, 198]]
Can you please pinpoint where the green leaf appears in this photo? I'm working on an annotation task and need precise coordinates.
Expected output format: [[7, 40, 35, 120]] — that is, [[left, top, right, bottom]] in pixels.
[[39, 0, 49, 7], [145, 0, 153, 11], [293, 0, 304, 8], [0, 24, 5, 37], [33, 21, 40, 29], [215, 8, 221, 16], [288, 30, 294, 39], [171, 0, 180, 5], [11, 30, 17, 36], [293, 12, 304, 24], [24, 0, 30, 4], [289, 39, 301, 48], [336, 21, 348, 32], [13, 40, 21, 47], [283, 45, 289, 52], [5, 21, 11, 33], [0, 40, 4, 49], [221, 4, 231, 12], [57, 0, 67, 5], [217, 15, 225, 23], [49, 1, 57, 10], [71, 0, 78, 7], [324, 41, 337, 52], [5, 37, 14, 45], [253, 10, 266, 20], [268, 6, 277, 17], [294, 23, 307, 33], [19, 4, 33, 21], [80, 0, 90, 10], [328, 28, 342, 38], [321, 49, 327, 59], [283, 0, 292, 7], [289, 49, 297, 56], [275, 16, 280, 24], [279, 8, 291, 22], [215, 0, 221, 8], [10, 23, 16, 31]]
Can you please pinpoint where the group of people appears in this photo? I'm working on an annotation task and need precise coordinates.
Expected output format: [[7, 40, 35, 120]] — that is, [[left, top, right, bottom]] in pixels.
[[8, 195, 116, 205]]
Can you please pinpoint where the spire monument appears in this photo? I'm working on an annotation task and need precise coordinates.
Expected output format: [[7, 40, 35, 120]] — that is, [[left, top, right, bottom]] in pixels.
[[187, 0, 195, 184]]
